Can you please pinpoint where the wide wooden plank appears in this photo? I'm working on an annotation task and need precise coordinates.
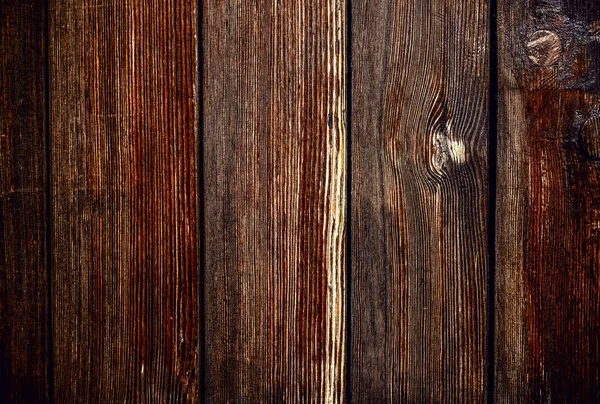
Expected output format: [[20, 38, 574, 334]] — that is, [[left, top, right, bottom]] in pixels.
[[495, 0, 600, 401], [203, 1, 346, 401], [49, 1, 200, 401], [351, 0, 490, 401], [0, 1, 49, 402]]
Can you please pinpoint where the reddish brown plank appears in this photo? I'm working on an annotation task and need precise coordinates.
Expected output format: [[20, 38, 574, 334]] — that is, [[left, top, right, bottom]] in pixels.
[[351, 0, 490, 401], [0, 1, 49, 402], [203, 0, 347, 401], [49, 1, 200, 401], [495, 0, 600, 401]]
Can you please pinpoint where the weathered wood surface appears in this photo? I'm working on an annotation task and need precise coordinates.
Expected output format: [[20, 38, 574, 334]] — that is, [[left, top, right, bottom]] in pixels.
[[495, 0, 600, 401], [351, 0, 490, 401], [0, 0, 49, 402], [203, 0, 346, 401], [4, 0, 600, 401], [49, 1, 200, 401]]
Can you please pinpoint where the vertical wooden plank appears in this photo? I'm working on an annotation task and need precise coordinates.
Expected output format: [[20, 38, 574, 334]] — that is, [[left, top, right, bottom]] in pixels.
[[0, 1, 49, 402], [50, 1, 200, 401], [351, 0, 489, 401], [203, 0, 346, 401], [496, 0, 600, 401]]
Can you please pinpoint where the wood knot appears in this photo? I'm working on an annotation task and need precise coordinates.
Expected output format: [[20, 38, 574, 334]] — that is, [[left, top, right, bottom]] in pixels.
[[580, 116, 600, 159], [431, 130, 467, 173], [527, 30, 562, 66]]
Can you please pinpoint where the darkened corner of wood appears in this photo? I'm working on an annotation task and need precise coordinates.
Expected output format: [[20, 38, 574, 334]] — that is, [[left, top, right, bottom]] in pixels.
[[0, 0, 51, 401]]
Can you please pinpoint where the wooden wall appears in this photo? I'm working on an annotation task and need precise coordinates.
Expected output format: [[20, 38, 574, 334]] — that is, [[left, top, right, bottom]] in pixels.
[[0, 0, 598, 402]]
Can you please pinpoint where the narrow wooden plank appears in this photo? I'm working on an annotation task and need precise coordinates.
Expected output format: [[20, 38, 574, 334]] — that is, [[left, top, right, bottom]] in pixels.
[[0, 1, 49, 402], [351, 0, 490, 401], [49, 1, 200, 401], [203, 1, 346, 401], [496, 0, 600, 401]]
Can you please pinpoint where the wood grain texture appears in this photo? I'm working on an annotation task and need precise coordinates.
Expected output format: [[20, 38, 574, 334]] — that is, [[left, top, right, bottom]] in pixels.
[[0, 1, 49, 402], [351, 0, 490, 401], [203, 0, 346, 401], [49, 1, 200, 401], [495, 0, 600, 401]]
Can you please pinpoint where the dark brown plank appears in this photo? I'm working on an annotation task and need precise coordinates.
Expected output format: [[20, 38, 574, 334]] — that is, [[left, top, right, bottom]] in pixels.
[[49, 1, 200, 401], [351, 0, 490, 401], [203, 1, 346, 401], [496, 0, 600, 401], [0, 1, 49, 402]]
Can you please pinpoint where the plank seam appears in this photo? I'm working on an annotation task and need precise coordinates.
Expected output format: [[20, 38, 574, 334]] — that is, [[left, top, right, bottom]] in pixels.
[[345, 0, 352, 402], [488, 0, 499, 401], [44, 0, 54, 402], [198, 0, 206, 401]]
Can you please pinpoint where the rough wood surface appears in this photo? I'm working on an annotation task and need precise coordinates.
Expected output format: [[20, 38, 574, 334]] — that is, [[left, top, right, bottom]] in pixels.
[[351, 0, 490, 401], [0, 1, 49, 402], [203, 0, 346, 401], [495, 0, 600, 401], [49, 1, 200, 401]]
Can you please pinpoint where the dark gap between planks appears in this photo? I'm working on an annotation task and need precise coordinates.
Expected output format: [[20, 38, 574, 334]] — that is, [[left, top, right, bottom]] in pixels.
[[198, 0, 207, 401], [487, 0, 499, 402], [44, 0, 54, 402], [345, 0, 353, 402]]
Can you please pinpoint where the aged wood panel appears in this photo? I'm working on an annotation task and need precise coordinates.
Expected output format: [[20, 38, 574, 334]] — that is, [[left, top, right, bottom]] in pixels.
[[351, 0, 490, 401], [0, 1, 49, 402], [495, 0, 600, 401], [203, 0, 346, 401], [49, 1, 200, 401]]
